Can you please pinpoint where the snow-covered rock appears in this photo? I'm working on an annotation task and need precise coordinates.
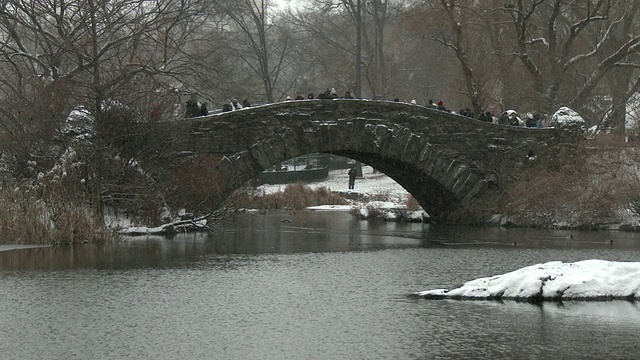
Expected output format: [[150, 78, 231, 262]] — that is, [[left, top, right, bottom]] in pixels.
[[549, 107, 586, 131], [64, 106, 94, 139], [417, 259, 640, 302]]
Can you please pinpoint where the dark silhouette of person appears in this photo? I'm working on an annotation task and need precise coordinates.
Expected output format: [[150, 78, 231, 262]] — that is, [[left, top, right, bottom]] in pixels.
[[344, 91, 354, 99], [200, 103, 208, 116], [185, 99, 200, 117], [319, 88, 331, 99], [478, 111, 493, 122], [348, 167, 357, 190]]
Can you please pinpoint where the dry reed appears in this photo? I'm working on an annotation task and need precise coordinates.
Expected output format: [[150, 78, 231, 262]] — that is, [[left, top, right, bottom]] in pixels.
[[239, 183, 348, 210], [0, 185, 120, 245]]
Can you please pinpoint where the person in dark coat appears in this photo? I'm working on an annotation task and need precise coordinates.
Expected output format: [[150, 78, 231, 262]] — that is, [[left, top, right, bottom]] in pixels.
[[478, 111, 493, 122], [318, 88, 331, 99], [200, 102, 208, 116], [525, 113, 537, 128], [344, 91, 354, 99], [348, 167, 357, 190], [185, 99, 200, 117]]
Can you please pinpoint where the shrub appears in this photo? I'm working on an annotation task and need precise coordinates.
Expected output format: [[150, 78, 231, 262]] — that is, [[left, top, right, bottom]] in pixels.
[[501, 134, 640, 227], [237, 183, 348, 210], [0, 184, 120, 245]]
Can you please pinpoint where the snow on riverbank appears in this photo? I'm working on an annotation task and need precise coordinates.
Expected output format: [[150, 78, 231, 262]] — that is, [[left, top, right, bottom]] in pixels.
[[257, 165, 409, 202], [417, 259, 640, 302], [119, 166, 422, 235], [257, 165, 427, 220], [0, 244, 50, 252]]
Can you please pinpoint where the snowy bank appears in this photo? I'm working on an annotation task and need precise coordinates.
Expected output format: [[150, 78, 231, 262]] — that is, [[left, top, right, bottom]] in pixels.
[[258, 166, 410, 205], [0, 244, 50, 252], [257, 166, 428, 221], [417, 260, 640, 302], [119, 218, 209, 236]]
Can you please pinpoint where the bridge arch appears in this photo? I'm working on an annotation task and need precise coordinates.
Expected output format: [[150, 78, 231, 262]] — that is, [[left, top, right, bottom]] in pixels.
[[224, 120, 470, 218], [133, 100, 575, 223]]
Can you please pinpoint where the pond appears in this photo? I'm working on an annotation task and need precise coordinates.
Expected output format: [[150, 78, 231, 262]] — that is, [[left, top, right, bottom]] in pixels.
[[1, 210, 639, 359]]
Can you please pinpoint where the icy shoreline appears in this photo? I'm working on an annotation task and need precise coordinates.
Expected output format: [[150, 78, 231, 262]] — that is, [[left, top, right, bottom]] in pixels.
[[0, 244, 50, 252]]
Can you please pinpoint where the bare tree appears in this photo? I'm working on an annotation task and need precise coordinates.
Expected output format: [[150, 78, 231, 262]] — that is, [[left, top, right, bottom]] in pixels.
[[427, 0, 483, 116], [212, 0, 292, 103], [502, 0, 640, 118], [0, 0, 209, 219]]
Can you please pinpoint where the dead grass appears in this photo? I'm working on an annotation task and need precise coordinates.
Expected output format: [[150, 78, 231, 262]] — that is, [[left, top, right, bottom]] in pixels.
[[238, 183, 348, 210], [368, 192, 392, 202], [0, 184, 120, 245], [405, 194, 420, 211], [501, 134, 640, 227]]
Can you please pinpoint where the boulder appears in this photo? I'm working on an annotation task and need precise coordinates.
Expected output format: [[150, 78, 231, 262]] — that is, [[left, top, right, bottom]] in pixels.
[[549, 107, 586, 132]]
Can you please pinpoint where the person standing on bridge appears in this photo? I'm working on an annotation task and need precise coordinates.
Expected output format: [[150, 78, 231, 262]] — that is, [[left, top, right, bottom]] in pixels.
[[223, 100, 233, 112], [348, 167, 357, 190], [185, 99, 200, 117]]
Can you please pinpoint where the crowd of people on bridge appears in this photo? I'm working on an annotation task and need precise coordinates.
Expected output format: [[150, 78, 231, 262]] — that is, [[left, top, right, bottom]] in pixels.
[[284, 88, 354, 101], [394, 97, 550, 128], [183, 90, 550, 129]]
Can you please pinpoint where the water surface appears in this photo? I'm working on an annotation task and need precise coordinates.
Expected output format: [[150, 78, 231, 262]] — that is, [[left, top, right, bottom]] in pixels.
[[1, 210, 639, 359]]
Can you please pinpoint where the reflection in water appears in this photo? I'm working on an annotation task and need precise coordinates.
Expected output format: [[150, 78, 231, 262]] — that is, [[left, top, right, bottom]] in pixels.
[[1, 210, 640, 359]]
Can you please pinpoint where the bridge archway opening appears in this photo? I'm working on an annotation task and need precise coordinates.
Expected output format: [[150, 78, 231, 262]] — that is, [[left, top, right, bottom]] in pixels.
[[327, 152, 460, 219], [245, 150, 460, 220]]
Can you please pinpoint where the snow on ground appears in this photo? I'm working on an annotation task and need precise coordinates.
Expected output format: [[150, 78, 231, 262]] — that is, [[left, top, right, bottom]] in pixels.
[[417, 259, 640, 302], [258, 165, 411, 205], [256, 165, 428, 220], [0, 244, 50, 252]]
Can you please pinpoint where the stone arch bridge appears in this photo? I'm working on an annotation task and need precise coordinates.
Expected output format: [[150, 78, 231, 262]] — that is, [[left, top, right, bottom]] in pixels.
[[128, 100, 579, 223]]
